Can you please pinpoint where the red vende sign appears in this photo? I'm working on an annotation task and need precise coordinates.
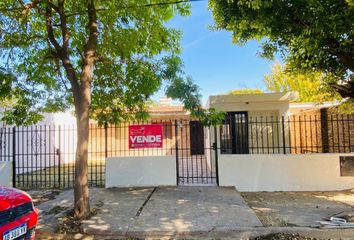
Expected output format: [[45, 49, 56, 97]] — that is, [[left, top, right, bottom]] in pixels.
[[129, 124, 163, 149]]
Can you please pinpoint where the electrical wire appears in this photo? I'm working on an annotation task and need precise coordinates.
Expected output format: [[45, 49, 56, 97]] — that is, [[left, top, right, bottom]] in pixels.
[[141, 0, 207, 7]]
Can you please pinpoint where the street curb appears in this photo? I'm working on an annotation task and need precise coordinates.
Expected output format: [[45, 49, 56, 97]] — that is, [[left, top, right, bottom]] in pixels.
[[37, 227, 354, 239]]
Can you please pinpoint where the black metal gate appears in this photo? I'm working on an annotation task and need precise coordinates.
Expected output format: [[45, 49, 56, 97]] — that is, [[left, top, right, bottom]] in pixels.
[[175, 121, 219, 186]]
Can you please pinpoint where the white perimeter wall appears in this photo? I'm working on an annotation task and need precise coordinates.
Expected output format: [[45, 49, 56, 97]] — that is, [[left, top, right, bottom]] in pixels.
[[219, 154, 354, 191], [106, 156, 176, 188], [0, 161, 12, 187]]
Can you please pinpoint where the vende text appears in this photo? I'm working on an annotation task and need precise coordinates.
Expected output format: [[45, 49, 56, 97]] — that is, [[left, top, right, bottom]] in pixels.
[[130, 135, 162, 143], [129, 124, 163, 148]]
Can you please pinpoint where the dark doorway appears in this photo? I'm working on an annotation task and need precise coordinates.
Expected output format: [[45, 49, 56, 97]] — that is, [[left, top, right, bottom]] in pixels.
[[190, 121, 205, 155], [221, 112, 249, 154]]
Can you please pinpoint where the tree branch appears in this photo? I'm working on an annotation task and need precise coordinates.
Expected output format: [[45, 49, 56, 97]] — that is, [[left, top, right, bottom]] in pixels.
[[58, 0, 69, 50], [47, 0, 81, 105], [325, 38, 354, 72], [45, 5, 61, 53], [20, 0, 40, 15], [80, 0, 98, 88]]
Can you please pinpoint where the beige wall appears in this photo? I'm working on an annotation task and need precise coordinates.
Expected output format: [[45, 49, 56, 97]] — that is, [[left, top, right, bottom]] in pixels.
[[105, 156, 176, 187], [207, 94, 292, 117], [0, 161, 12, 187], [209, 101, 290, 117], [93, 121, 197, 160], [219, 154, 354, 191], [248, 111, 284, 154]]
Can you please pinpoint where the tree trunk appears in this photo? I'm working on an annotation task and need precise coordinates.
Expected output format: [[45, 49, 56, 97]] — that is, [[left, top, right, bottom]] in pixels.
[[73, 46, 95, 219], [46, 0, 97, 218], [73, 93, 90, 218], [72, 0, 97, 219]]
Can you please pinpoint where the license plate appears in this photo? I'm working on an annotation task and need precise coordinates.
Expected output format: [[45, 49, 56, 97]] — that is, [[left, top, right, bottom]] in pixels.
[[3, 224, 27, 240]]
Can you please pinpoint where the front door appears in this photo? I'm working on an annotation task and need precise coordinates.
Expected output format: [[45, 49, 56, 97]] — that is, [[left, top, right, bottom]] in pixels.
[[190, 121, 204, 155], [221, 112, 249, 154]]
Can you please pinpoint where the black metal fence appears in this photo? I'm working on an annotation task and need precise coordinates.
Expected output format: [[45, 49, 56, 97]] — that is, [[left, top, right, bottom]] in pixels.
[[220, 113, 354, 154], [1, 112, 353, 189], [0, 120, 218, 189]]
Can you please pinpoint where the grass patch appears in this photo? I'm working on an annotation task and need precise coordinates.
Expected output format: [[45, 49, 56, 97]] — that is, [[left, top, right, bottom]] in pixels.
[[16, 162, 105, 189]]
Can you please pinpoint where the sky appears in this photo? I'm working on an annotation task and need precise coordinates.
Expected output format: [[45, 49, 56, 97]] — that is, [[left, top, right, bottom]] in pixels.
[[153, 1, 280, 105]]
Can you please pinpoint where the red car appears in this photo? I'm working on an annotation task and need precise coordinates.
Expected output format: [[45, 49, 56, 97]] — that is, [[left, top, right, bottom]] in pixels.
[[0, 187, 38, 240]]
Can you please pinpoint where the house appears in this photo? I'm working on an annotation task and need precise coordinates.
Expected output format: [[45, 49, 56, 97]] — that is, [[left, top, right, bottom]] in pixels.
[[207, 92, 354, 154], [204, 92, 354, 191], [106, 92, 354, 190], [1, 93, 354, 192], [207, 92, 298, 154]]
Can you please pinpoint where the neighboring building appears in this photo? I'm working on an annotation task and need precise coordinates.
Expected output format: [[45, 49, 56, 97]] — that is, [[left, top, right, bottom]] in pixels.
[[89, 97, 192, 159], [0, 98, 192, 169], [289, 101, 341, 115], [288, 100, 354, 154]]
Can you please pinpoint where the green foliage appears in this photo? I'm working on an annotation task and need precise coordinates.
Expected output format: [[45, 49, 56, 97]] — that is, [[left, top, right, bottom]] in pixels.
[[198, 108, 226, 126], [165, 66, 225, 125], [229, 89, 264, 94], [209, 0, 354, 98], [166, 76, 202, 112], [0, 68, 45, 125], [0, 0, 202, 126], [336, 99, 354, 114], [0, 69, 12, 100], [264, 63, 341, 102]]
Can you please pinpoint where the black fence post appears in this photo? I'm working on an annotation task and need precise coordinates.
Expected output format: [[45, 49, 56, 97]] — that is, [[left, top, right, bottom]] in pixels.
[[58, 125, 61, 188], [12, 127, 16, 188], [320, 109, 329, 153], [214, 126, 219, 186], [174, 120, 179, 185], [282, 116, 286, 154], [104, 123, 108, 158]]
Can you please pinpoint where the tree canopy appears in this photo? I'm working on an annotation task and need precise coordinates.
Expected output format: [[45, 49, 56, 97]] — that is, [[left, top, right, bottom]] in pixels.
[[229, 88, 264, 95], [209, 0, 354, 98], [0, 0, 195, 125], [0, 0, 204, 218], [264, 63, 340, 102]]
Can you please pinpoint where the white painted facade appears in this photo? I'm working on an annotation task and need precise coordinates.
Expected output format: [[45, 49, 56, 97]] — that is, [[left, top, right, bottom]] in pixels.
[[218, 154, 354, 191], [0, 110, 77, 128], [0, 161, 12, 187], [0, 111, 77, 175], [206, 92, 299, 118], [105, 156, 176, 188], [207, 92, 299, 155]]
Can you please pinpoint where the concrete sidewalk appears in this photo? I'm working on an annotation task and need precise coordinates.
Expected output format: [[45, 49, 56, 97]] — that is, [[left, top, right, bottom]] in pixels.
[[35, 187, 354, 239], [130, 187, 262, 231], [36, 186, 262, 235]]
